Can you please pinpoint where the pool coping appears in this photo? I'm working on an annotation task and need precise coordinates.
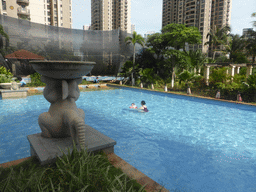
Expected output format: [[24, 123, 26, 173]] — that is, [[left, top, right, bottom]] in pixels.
[[107, 83, 256, 107]]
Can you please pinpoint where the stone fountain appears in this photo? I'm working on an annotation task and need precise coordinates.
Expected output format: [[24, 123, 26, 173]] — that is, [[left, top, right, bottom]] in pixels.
[[27, 61, 116, 166]]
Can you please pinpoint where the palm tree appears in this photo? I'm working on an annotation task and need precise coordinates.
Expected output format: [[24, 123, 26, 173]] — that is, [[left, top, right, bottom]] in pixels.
[[228, 34, 246, 63], [245, 30, 256, 64], [125, 31, 145, 86], [205, 25, 231, 60]]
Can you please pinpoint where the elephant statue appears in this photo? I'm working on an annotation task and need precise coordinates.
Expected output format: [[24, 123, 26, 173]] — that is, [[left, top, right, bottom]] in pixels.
[[38, 75, 86, 149]]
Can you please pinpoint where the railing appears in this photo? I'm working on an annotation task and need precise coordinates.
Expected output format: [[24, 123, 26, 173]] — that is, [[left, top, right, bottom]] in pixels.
[[17, 7, 30, 15]]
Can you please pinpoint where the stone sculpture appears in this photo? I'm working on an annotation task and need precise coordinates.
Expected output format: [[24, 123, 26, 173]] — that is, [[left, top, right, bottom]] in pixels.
[[38, 75, 86, 148]]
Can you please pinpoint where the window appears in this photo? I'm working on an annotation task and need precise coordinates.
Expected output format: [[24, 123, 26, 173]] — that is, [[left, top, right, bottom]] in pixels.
[[54, 17, 57, 21]]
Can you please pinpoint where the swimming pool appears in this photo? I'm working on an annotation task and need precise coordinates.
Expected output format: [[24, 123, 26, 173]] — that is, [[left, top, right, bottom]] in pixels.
[[0, 87, 256, 192]]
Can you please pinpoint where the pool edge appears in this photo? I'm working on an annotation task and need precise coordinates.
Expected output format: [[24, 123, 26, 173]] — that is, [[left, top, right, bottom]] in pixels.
[[107, 84, 256, 107], [0, 153, 169, 192]]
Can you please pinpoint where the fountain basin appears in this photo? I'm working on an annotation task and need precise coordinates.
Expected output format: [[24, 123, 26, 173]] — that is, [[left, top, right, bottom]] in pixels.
[[29, 60, 96, 79], [0, 83, 22, 89]]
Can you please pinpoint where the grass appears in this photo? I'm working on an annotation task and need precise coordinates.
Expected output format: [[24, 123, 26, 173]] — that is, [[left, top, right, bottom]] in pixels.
[[0, 140, 167, 192]]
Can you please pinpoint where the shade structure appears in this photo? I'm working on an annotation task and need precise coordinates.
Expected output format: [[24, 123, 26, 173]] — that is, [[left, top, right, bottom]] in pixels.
[[5, 49, 45, 60]]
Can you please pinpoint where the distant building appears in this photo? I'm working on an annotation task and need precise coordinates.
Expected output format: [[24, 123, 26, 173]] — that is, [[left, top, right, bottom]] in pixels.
[[0, 0, 72, 28], [243, 28, 254, 38], [83, 25, 91, 30], [162, 0, 232, 54], [144, 31, 155, 38], [131, 24, 135, 33], [91, 0, 131, 33]]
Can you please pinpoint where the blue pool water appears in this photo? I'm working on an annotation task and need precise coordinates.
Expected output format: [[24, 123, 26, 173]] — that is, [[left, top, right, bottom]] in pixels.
[[1, 87, 256, 192]]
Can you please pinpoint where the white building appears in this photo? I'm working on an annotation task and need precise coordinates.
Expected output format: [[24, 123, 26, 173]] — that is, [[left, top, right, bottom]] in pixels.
[[0, 0, 72, 28], [91, 0, 131, 33]]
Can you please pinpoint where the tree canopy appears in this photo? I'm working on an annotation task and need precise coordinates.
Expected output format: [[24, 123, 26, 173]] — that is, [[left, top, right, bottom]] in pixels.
[[162, 23, 201, 51]]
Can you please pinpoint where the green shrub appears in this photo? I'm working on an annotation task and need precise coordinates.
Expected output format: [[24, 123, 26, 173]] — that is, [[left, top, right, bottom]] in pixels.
[[28, 72, 46, 87], [233, 74, 246, 85], [0, 74, 12, 83], [0, 66, 13, 83]]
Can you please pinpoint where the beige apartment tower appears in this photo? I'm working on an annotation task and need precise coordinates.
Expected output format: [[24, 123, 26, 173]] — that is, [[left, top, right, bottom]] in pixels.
[[0, 0, 72, 28], [91, 0, 131, 33], [162, 0, 232, 54]]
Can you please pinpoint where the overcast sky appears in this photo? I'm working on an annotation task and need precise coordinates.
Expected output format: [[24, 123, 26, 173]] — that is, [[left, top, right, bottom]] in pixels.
[[72, 0, 256, 36]]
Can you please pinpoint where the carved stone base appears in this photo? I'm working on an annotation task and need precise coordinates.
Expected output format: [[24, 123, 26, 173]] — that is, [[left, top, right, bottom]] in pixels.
[[27, 125, 116, 166]]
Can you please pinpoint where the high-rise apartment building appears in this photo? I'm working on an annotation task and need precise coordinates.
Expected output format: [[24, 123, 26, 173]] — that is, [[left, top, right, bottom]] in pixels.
[[83, 25, 91, 30], [162, 0, 232, 54], [0, 0, 72, 28], [131, 24, 135, 33], [91, 0, 131, 33]]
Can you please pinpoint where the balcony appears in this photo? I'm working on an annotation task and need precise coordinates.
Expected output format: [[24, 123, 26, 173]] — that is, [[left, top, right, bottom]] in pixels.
[[17, 0, 29, 5], [17, 7, 30, 16]]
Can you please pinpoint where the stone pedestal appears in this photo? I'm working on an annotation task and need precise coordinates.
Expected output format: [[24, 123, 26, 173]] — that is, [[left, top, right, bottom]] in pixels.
[[27, 125, 116, 166]]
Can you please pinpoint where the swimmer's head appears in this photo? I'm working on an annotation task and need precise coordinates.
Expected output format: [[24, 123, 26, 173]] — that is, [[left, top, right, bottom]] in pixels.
[[141, 100, 146, 105], [131, 103, 135, 105]]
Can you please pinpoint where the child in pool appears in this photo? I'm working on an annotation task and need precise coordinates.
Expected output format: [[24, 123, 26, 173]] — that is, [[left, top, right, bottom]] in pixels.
[[138, 100, 148, 112], [129, 103, 137, 109]]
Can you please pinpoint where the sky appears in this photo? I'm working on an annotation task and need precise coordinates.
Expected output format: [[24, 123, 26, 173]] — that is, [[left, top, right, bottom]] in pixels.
[[72, 0, 256, 36]]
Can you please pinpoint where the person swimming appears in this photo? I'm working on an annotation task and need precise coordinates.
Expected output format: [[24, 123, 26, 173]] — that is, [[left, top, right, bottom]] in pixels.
[[129, 103, 137, 109], [138, 100, 148, 112]]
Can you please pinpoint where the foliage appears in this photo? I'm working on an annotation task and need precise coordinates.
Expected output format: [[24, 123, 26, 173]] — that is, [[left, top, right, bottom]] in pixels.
[[185, 50, 206, 72], [245, 30, 256, 64], [215, 55, 229, 63], [0, 74, 12, 83], [0, 66, 13, 76], [0, 66, 13, 83], [29, 72, 46, 87], [146, 33, 169, 61], [228, 34, 247, 63], [118, 60, 140, 82], [0, 140, 158, 192], [178, 70, 194, 84], [247, 74, 256, 89], [209, 67, 231, 85], [139, 68, 158, 85], [125, 31, 145, 85], [135, 48, 157, 71], [252, 12, 256, 27], [162, 23, 201, 51], [205, 25, 231, 59]]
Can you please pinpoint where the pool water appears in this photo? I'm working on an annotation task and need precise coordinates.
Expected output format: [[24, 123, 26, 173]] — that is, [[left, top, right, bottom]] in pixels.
[[1, 87, 256, 192]]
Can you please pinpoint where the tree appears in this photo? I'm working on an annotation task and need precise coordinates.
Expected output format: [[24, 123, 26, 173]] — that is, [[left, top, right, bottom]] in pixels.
[[185, 50, 206, 73], [146, 33, 169, 62], [162, 23, 201, 51], [135, 48, 156, 71], [228, 34, 247, 63], [252, 12, 256, 27], [124, 31, 145, 86], [245, 30, 256, 64], [205, 25, 231, 59], [160, 24, 201, 90]]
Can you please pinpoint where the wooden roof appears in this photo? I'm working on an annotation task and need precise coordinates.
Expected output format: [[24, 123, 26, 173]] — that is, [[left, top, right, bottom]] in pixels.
[[5, 49, 44, 60]]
